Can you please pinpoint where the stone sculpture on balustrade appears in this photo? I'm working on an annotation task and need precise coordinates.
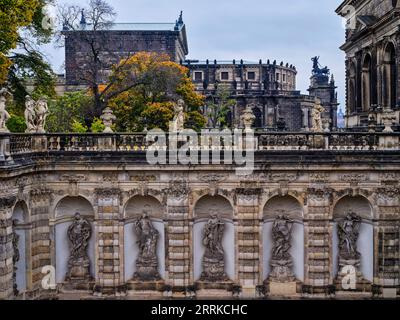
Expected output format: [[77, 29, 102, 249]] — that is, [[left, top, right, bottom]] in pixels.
[[65, 213, 93, 288], [240, 105, 256, 130], [100, 107, 116, 133], [311, 98, 325, 132], [0, 88, 11, 133], [170, 99, 185, 132], [200, 212, 229, 282], [24, 95, 49, 133], [133, 210, 161, 281]]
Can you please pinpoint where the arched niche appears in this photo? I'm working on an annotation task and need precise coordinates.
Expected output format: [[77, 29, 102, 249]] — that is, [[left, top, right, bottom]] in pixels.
[[123, 195, 165, 282], [193, 195, 235, 281], [12, 201, 30, 295], [332, 195, 373, 282], [348, 61, 357, 113], [262, 195, 304, 281], [54, 196, 95, 284], [382, 42, 397, 109], [124, 195, 164, 219], [361, 54, 372, 111], [252, 107, 263, 128]]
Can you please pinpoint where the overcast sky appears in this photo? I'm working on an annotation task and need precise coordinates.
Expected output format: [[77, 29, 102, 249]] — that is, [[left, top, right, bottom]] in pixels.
[[44, 0, 346, 110]]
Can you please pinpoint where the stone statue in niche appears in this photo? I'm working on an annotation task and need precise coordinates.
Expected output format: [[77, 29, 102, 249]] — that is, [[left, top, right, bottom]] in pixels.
[[12, 220, 20, 296], [65, 212, 92, 282], [200, 211, 229, 282], [268, 214, 296, 282], [133, 209, 161, 281], [338, 210, 361, 262]]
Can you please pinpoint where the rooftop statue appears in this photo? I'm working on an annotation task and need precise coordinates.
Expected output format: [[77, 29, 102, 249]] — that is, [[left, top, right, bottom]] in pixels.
[[311, 56, 330, 76]]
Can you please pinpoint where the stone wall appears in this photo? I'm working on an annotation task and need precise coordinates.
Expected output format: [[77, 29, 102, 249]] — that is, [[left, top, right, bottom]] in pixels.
[[1, 151, 400, 299], [64, 29, 187, 86]]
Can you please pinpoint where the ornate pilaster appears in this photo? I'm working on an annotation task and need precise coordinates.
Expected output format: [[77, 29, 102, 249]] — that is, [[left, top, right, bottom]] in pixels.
[[165, 180, 191, 296], [236, 187, 262, 298], [0, 196, 17, 299], [94, 188, 123, 296], [304, 188, 332, 294], [29, 187, 52, 296]]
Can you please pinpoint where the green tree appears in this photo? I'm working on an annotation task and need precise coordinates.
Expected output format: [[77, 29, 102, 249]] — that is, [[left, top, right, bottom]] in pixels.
[[57, 0, 117, 116], [206, 86, 236, 128], [90, 117, 105, 132], [46, 91, 92, 132], [71, 119, 88, 133], [107, 52, 205, 132], [1, 0, 56, 111]]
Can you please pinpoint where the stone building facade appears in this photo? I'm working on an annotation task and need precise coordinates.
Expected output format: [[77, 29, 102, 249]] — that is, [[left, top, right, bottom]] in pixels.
[[63, 14, 188, 86], [61, 13, 338, 131], [183, 59, 338, 131], [1, 2, 400, 301], [336, 0, 400, 130]]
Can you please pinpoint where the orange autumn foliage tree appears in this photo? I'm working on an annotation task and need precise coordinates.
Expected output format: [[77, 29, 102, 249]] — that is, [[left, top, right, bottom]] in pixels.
[[106, 52, 205, 131]]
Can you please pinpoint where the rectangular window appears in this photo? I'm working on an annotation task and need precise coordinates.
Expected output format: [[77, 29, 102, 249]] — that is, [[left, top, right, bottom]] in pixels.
[[221, 72, 229, 81], [283, 74, 286, 82], [247, 71, 256, 80], [194, 71, 203, 81], [276, 73, 280, 81]]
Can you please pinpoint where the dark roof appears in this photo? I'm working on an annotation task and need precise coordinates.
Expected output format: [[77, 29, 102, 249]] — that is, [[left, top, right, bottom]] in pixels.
[[357, 15, 377, 27], [64, 22, 184, 32]]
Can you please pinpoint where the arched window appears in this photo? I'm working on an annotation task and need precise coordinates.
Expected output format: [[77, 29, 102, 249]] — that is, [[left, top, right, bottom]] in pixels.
[[252, 107, 263, 128], [361, 54, 372, 111], [383, 43, 397, 109]]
